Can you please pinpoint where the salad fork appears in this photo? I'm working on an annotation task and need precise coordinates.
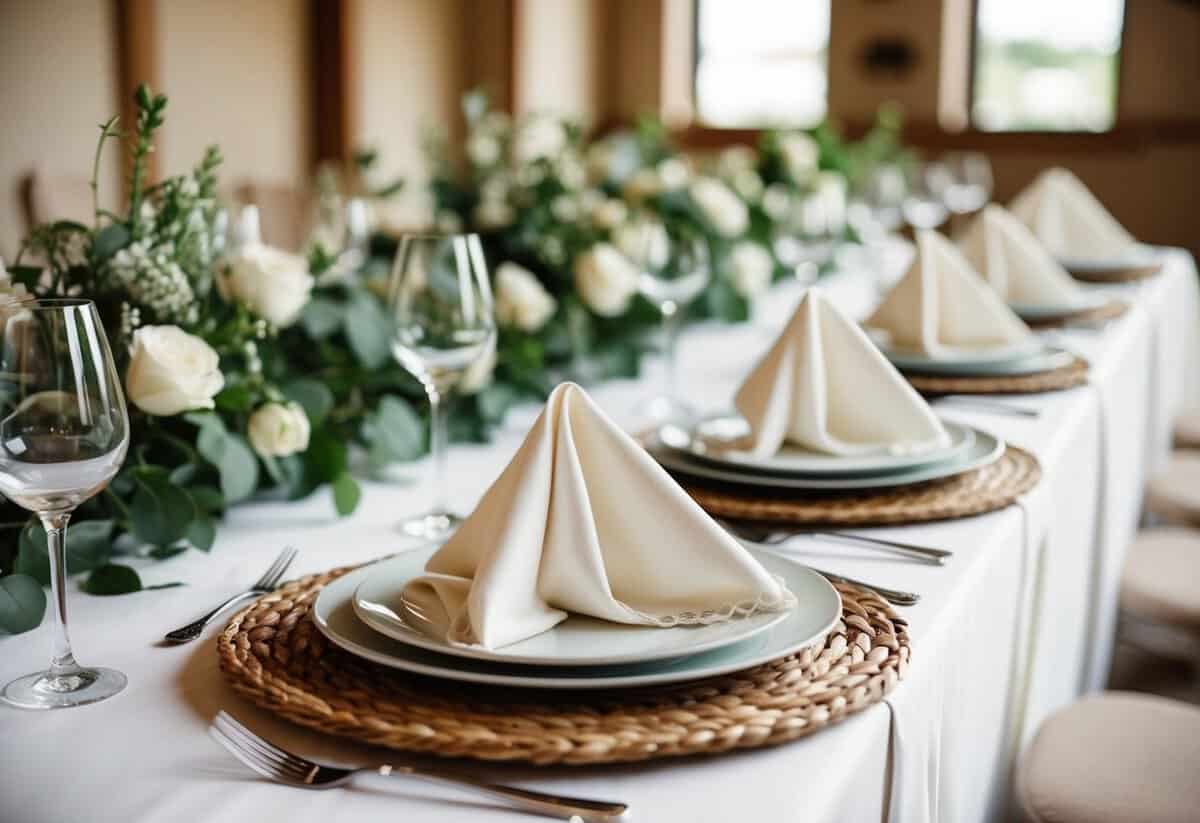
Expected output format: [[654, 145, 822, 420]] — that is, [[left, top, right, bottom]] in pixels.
[[164, 547, 297, 643], [209, 711, 628, 821]]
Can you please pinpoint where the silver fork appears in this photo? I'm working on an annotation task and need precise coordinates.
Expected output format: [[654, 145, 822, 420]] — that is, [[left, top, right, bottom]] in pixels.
[[806, 566, 920, 606], [933, 396, 1041, 418], [724, 521, 951, 566], [164, 547, 298, 643], [209, 711, 628, 821]]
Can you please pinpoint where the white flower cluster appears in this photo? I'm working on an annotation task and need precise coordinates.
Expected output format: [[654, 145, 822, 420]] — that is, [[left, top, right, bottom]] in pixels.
[[494, 262, 557, 333], [107, 240, 198, 325], [0, 261, 33, 322]]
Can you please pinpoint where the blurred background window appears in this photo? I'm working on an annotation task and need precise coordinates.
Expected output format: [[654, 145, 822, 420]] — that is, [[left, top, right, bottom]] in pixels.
[[694, 0, 830, 127], [972, 0, 1126, 132]]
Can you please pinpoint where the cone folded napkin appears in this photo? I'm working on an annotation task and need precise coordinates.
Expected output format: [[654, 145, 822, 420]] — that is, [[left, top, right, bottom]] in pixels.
[[402, 383, 796, 649], [866, 230, 1033, 357], [958, 204, 1083, 306], [1007, 167, 1136, 260], [734, 289, 950, 458]]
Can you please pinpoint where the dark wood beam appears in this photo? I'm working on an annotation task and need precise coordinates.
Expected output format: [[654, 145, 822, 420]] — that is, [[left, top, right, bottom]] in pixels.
[[113, 0, 160, 185], [309, 0, 356, 168]]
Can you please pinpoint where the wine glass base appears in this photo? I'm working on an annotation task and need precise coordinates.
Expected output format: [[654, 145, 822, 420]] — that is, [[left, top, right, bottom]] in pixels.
[[2, 666, 126, 710], [634, 396, 697, 426], [400, 511, 462, 542]]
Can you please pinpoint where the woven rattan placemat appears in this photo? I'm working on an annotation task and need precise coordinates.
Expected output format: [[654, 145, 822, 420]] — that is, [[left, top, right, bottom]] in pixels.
[[1023, 300, 1128, 329], [904, 357, 1088, 395], [683, 445, 1040, 526], [217, 568, 909, 765], [1066, 262, 1162, 284]]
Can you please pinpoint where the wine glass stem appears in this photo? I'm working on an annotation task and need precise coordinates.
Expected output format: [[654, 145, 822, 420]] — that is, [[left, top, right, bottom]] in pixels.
[[428, 389, 449, 516], [661, 300, 681, 402], [41, 512, 81, 678]]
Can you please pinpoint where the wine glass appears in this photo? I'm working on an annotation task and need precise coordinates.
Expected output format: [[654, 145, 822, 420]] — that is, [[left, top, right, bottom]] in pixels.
[[941, 151, 993, 231], [0, 300, 130, 709], [630, 220, 711, 424], [388, 234, 495, 540], [901, 161, 952, 231], [772, 188, 839, 285]]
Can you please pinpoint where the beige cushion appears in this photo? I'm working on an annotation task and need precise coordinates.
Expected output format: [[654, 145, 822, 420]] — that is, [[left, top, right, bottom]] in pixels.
[[1018, 692, 1200, 823], [1121, 528, 1200, 628], [1145, 453, 1200, 526], [1175, 410, 1200, 450]]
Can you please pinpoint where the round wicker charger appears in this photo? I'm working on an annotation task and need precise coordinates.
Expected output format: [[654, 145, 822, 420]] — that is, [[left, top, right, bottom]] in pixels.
[[904, 356, 1089, 395], [1023, 300, 1128, 330], [1066, 262, 1162, 284], [217, 569, 909, 765], [684, 445, 1040, 526]]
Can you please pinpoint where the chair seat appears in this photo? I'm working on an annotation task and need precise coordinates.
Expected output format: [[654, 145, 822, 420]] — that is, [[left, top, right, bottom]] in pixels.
[[1121, 528, 1200, 629], [1174, 409, 1200, 450], [1018, 692, 1200, 823], [1145, 453, 1200, 526]]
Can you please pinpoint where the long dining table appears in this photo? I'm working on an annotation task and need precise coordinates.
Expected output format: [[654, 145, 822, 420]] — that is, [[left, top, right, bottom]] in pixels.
[[2, 245, 1197, 823]]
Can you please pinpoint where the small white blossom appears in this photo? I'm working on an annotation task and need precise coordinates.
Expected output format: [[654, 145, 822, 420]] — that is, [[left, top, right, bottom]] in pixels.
[[467, 133, 502, 167], [613, 220, 670, 269], [778, 133, 819, 184], [656, 157, 690, 190], [551, 195, 579, 223], [435, 210, 464, 234], [474, 199, 515, 230], [512, 115, 567, 165], [590, 198, 628, 230], [574, 243, 640, 317], [689, 177, 750, 238], [728, 242, 774, 297], [762, 184, 792, 221]]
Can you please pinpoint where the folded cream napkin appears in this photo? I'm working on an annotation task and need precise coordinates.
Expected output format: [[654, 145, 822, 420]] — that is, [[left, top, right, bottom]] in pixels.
[[402, 382, 796, 649], [958, 204, 1083, 306], [866, 230, 1034, 357], [1007, 167, 1136, 260], [734, 289, 950, 458]]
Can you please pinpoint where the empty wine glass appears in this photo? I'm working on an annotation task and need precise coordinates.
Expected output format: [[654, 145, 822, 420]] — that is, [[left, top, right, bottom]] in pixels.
[[901, 161, 952, 231], [0, 300, 130, 709], [629, 220, 710, 424], [772, 189, 838, 285], [941, 152, 993, 231], [860, 162, 908, 234], [388, 234, 495, 540]]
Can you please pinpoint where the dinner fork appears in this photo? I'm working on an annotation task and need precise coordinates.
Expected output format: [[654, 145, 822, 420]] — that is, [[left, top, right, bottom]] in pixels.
[[806, 567, 920, 607], [209, 711, 629, 821], [723, 521, 951, 566], [932, 396, 1041, 418], [164, 547, 298, 643]]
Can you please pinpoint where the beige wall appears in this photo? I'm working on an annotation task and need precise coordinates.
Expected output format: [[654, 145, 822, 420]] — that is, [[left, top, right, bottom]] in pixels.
[[0, 0, 120, 259], [352, 0, 470, 226], [513, 0, 609, 122], [158, 0, 310, 185]]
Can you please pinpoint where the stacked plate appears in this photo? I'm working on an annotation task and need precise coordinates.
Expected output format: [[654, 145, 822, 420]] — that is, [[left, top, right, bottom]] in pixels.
[[1058, 244, 1162, 283], [871, 333, 1076, 379], [647, 415, 1006, 492], [1008, 289, 1113, 325], [311, 544, 842, 690]]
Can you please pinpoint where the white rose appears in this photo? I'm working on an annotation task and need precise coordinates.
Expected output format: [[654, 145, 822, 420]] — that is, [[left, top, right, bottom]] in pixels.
[[557, 155, 587, 190], [467, 133, 501, 167], [512, 115, 567, 165], [732, 169, 764, 202], [0, 263, 33, 322], [247, 402, 311, 458], [656, 157, 690, 190], [474, 199, 515, 230], [689, 178, 749, 238], [717, 146, 757, 176], [218, 244, 314, 327], [494, 262, 557, 332], [574, 243, 640, 317], [613, 220, 669, 269], [590, 198, 628, 230], [126, 325, 224, 416], [779, 133, 819, 184], [762, 183, 792, 221], [550, 195, 579, 222], [459, 340, 496, 395], [728, 242, 774, 297]]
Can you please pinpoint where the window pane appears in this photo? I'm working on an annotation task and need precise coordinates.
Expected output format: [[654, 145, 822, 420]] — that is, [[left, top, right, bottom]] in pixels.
[[694, 0, 830, 128], [972, 0, 1125, 132]]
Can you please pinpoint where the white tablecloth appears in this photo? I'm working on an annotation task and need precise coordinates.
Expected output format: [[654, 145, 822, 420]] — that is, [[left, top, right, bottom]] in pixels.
[[2, 249, 1197, 823]]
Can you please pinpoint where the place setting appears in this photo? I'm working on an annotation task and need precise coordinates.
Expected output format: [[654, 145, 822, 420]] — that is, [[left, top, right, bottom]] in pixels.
[[641, 289, 1041, 530], [1008, 166, 1164, 284], [216, 381, 911, 770], [865, 229, 1090, 396]]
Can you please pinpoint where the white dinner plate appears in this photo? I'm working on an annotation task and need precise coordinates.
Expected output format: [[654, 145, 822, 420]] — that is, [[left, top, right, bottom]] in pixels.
[[881, 345, 1077, 377], [352, 552, 791, 667], [1009, 291, 1112, 321], [868, 330, 1046, 366], [1057, 245, 1159, 275], [672, 416, 977, 477], [312, 548, 841, 690], [648, 425, 1005, 491]]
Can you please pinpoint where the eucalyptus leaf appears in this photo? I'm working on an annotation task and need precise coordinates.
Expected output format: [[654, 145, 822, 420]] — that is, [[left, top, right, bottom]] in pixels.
[[187, 485, 226, 513], [91, 223, 131, 264], [361, 394, 424, 468], [304, 430, 348, 483], [196, 418, 259, 503], [343, 291, 392, 368], [301, 297, 343, 340], [282, 379, 335, 426], [331, 472, 361, 516], [83, 564, 143, 596], [0, 574, 46, 634], [185, 516, 216, 552]]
